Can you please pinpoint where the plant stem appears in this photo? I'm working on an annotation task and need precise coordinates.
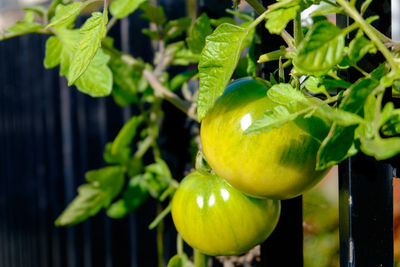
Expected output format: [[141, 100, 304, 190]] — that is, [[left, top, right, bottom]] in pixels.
[[245, 0, 295, 50], [294, 11, 303, 46], [194, 249, 208, 267], [0, 29, 50, 41], [177, 234, 184, 256], [143, 69, 197, 120], [245, 0, 267, 15], [106, 16, 118, 33], [156, 203, 165, 267], [336, 0, 397, 70]]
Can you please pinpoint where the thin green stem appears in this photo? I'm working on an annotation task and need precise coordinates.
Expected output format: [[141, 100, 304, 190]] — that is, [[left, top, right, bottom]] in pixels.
[[353, 64, 369, 77], [0, 29, 51, 41], [194, 249, 208, 267], [156, 203, 165, 267], [245, 0, 267, 14], [106, 16, 118, 33], [294, 11, 303, 46], [177, 234, 184, 256], [336, 0, 397, 70], [248, 9, 269, 30], [245, 0, 294, 49]]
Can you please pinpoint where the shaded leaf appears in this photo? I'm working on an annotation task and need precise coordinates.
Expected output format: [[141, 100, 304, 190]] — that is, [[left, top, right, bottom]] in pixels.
[[294, 21, 345, 76], [265, 5, 299, 34], [110, 0, 146, 19], [163, 17, 192, 42], [316, 124, 358, 170], [140, 2, 166, 25], [55, 166, 125, 226], [186, 13, 213, 54], [197, 23, 254, 121], [44, 36, 62, 68], [361, 136, 400, 160], [46, 2, 83, 29], [245, 105, 300, 134], [111, 116, 142, 156], [107, 175, 149, 219], [347, 35, 376, 64], [68, 11, 108, 84]]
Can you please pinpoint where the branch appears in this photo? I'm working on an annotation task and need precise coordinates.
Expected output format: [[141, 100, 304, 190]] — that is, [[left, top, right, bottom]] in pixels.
[[143, 69, 198, 121], [245, 0, 295, 50], [0, 29, 51, 41]]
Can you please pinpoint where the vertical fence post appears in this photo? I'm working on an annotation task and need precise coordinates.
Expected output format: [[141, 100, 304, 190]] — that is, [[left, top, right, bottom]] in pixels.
[[259, 1, 303, 266], [337, 1, 394, 266]]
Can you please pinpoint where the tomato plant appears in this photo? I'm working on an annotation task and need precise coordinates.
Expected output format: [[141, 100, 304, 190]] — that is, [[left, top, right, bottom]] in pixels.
[[2, 0, 400, 266], [201, 78, 331, 199], [171, 170, 280, 256]]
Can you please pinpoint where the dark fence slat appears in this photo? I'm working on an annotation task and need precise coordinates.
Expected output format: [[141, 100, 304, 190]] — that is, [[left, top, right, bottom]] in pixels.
[[259, 1, 304, 266], [338, 1, 394, 266]]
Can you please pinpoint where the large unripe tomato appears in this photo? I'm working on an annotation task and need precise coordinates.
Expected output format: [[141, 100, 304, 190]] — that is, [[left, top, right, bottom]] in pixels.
[[171, 170, 280, 256], [200, 78, 330, 199]]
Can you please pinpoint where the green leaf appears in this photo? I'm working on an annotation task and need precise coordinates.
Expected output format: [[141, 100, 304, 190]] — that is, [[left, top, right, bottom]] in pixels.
[[104, 43, 145, 105], [347, 35, 376, 64], [103, 142, 131, 164], [68, 11, 108, 85], [141, 158, 173, 199], [245, 105, 300, 134], [74, 48, 113, 97], [167, 254, 194, 267], [111, 116, 142, 156], [186, 13, 213, 54], [320, 78, 351, 90], [44, 36, 62, 68], [309, 4, 343, 17], [169, 69, 197, 91], [159, 41, 200, 66], [265, 5, 299, 34], [6, 15, 42, 35], [55, 166, 125, 226], [360, 136, 400, 160], [110, 0, 146, 19], [55, 185, 106, 226], [316, 124, 358, 170], [140, 2, 166, 25], [316, 105, 365, 126], [304, 76, 329, 96], [163, 18, 192, 42], [340, 78, 379, 113], [85, 166, 125, 204], [107, 175, 149, 219], [381, 110, 400, 136], [267, 83, 309, 105], [46, 2, 83, 29], [23, 6, 46, 18], [45, 29, 113, 97], [294, 21, 345, 76], [197, 23, 252, 121]]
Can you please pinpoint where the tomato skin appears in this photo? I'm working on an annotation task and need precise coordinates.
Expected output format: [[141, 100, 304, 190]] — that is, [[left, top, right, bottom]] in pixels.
[[201, 78, 330, 199], [171, 170, 280, 256]]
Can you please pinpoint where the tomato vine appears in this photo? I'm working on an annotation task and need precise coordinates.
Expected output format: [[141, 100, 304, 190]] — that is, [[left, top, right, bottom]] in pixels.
[[1, 0, 400, 266]]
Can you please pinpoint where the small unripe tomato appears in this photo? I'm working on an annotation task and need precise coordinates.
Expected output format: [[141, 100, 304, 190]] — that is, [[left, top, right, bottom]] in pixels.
[[171, 170, 280, 256], [200, 78, 330, 199]]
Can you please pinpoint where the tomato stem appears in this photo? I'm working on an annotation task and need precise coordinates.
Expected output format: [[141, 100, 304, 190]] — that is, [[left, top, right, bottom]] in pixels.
[[156, 203, 165, 267], [194, 249, 209, 267], [336, 0, 397, 71]]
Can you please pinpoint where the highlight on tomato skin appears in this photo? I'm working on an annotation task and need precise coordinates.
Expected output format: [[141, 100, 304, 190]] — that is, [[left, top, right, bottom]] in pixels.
[[200, 78, 331, 200], [171, 170, 281, 256]]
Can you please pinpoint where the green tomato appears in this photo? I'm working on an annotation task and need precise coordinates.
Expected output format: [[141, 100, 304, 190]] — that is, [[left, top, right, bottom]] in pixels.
[[200, 78, 330, 199], [171, 170, 280, 256]]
